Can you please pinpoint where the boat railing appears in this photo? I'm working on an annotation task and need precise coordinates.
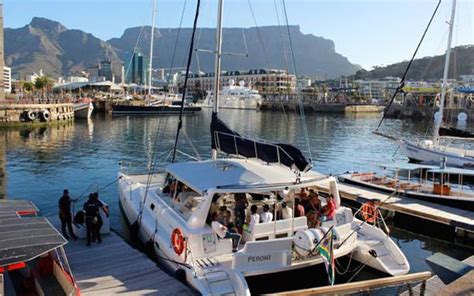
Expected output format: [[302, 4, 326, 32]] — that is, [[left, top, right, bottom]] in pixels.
[[354, 202, 390, 234], [213, 131, 294, 167]]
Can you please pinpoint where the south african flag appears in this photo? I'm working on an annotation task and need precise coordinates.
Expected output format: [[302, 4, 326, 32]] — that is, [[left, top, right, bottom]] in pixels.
[[318, 228, 335, 285]]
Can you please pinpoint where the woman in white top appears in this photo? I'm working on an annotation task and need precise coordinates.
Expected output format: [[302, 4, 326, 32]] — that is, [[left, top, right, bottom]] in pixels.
[[260, 204, 273, 223], [247, 204, 260, 232]]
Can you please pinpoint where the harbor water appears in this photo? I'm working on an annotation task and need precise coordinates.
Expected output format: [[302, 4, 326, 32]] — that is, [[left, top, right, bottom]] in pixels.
[[1, 110, 473, 291]]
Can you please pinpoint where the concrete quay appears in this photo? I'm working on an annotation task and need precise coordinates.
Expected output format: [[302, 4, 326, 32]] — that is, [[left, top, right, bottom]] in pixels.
[[0, 103, 74, 126], [260, 101, 384, 113]]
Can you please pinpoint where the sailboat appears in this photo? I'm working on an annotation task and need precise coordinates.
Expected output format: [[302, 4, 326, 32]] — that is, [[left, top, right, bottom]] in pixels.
[[118, 1, 409, 294], [399, 0, 474, 167]]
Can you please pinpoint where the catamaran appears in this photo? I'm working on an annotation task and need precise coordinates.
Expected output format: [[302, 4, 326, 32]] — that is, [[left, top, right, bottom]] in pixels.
[[118, 0, 409, 294]]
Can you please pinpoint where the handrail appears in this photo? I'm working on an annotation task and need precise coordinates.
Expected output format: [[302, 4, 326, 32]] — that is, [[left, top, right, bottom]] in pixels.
[[269, 271, 432, 296]]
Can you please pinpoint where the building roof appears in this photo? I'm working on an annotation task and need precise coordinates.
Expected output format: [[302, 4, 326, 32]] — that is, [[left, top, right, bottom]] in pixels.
[[166, 159, 324, 195], [0, 200, 66, 267]]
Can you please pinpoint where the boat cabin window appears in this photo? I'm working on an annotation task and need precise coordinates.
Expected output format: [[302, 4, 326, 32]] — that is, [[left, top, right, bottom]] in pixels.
[[159, 174, 204, 221]]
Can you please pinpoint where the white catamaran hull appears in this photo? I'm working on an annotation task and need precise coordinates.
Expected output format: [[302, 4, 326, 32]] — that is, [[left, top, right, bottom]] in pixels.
[[118, 171, 409, 295], [400, 140, 474, 168], [201, 97, 262, 110]]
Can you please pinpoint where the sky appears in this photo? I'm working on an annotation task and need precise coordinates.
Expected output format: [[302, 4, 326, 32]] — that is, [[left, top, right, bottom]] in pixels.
[[3, 0, 473, 70]]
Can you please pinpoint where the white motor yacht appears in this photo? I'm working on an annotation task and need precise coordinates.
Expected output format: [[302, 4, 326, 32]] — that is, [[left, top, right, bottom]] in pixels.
[[202, 80, 263, 110]]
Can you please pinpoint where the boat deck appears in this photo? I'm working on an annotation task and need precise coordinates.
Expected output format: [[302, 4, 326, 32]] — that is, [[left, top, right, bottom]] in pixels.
[[50, 217, 191, 295], [314, 180, 474, 234]]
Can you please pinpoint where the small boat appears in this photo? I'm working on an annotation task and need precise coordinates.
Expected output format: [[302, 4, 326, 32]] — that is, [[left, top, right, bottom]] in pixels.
[[73, 101, 94, 119], [0, 200, 80, 295], [201, 80, 263, 110], [338, 162, 474, 211]]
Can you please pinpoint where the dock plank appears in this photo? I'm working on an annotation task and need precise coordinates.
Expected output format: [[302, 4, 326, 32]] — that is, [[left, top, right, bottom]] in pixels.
[[315, 181, 474, 232], [49, 217, 192, 295]]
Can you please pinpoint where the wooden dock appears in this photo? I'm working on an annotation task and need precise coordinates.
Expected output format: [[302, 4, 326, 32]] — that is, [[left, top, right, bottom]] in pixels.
[[400, 256, 474, 296], [50, 217, 191, 295], [315, 180, 474, 237]]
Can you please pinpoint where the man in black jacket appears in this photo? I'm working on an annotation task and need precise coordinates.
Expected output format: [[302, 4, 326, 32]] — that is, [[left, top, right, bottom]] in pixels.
[[58, 189, 77, 240]]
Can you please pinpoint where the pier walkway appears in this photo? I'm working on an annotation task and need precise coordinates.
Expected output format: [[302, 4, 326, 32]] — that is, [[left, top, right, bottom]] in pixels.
[[315, 180, 474, 236], [50, 217, 191, 295]]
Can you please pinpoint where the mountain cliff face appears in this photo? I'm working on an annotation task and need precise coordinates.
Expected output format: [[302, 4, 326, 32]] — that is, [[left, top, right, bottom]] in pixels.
[[109, 25, 360, 77], [6, 18, 360, 79], [5, 17, 122, 77], [354, 45, 474, 81]]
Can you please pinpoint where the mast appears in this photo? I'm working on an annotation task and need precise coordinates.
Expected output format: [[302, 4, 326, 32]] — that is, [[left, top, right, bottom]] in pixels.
[[433, 0, 456, 142], [211, 0, 224, 160], [148, 0, 157, 97]]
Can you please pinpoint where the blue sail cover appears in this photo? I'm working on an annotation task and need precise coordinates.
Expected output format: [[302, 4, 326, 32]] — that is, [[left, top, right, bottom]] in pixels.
[[210, 112, 312, 172]]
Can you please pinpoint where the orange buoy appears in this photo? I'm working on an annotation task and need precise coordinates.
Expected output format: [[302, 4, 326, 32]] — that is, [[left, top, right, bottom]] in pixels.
[[171, 228, 186, 255], [360, 201, 378, 224]]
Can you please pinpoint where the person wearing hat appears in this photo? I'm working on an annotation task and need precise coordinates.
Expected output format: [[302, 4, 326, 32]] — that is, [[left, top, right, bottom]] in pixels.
[[58, 189, 77, 240]]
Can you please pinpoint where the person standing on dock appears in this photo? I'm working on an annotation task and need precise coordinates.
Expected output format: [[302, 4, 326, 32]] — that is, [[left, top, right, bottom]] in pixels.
[[58, 189, 78, 240], [83, 193, 109, 246]]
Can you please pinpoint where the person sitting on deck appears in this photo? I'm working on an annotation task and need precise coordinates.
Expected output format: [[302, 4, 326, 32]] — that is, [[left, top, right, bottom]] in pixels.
[[306, 192, 322, 228], [211, 214, 241, 252], [320, 194, 336, 222], [217, 205, 232, 227], [244, 204, 260, 233], [294, 198, 305, 217], [260, 204, 273, 223], [280, 202, 293, 219]]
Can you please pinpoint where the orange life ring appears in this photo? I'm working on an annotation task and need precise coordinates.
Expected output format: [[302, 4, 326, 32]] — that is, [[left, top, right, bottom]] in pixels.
[[171, 228, 185, 255], [360, 201, 378, 224]]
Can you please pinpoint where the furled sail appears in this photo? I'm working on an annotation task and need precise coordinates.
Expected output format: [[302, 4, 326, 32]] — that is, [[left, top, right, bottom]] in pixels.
[[210, 112, 312, 172], [438, 126, 474, 138]]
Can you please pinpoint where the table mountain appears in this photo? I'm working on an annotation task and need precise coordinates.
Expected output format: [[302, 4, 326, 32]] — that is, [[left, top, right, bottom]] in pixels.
[[5, 17, 122, 78], [6, 17, 360, 79]]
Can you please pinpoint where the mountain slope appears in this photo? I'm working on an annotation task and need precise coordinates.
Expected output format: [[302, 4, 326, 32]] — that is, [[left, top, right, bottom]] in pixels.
[[6, 18, 361, 79], [5, 17, 122, 77], [354, 45, 474, 81], [109, 25, 360, 77]]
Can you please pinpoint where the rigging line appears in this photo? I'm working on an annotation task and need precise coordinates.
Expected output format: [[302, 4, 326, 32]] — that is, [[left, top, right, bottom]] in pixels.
[[281, 0, 313, 161], [375, 0, 442, 132], [273, 0, 290, 73], [171, 0, 201, 163], [168, 0, 188, 79], [182, 128, 202, 160], [247, 0, 271, 68]]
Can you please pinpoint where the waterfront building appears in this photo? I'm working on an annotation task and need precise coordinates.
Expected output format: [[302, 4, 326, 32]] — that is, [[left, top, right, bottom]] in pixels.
[[355, 76, 401, 101], [3, 66, 11, 93], [25, 69, 43, 83], [126, 52, 148, 85], [98, 59, 113, 81], [183, 69, 296, 95], [58, 76, 89, 84]]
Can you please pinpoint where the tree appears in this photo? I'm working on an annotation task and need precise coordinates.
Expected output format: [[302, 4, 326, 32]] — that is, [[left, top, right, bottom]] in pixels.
[[23, 81, 34, 93], [34, 76, 54, 99]]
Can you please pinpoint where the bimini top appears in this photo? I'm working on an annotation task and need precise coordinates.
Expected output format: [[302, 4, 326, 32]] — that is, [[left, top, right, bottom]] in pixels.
[[0, 200, 67, 267], [167, 159, 324, 195]]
